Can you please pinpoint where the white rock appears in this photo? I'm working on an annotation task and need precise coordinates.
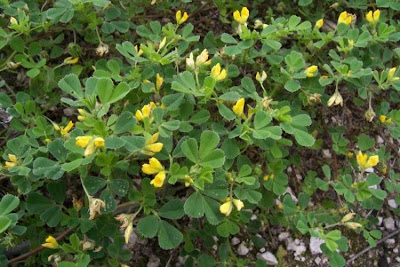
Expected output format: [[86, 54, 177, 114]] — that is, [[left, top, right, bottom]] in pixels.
[[287, 166, 293, 173], [378, 217, 383, 226], [147, 255, 160, 267], [251, 214, 257, 220], [388, 199, 398, 209], [231, 237, 240, 246], [315, 257, 321, 265], [213, 245, 218, 251], [287, 238, 306, 256], [237, 242, 249, 256], [258, 251, 278, 265], [365, 167, 375, 173], [385, 238, 395, 248], [384, 217, 396, 231], [394, 248, 398, 253], [260, 247, 266, 253], [396, 257, 400, 263], [376, 135, 384, 144], [309, 237, 325, 255], [278, 232, 290, 241], [322, 149, 332, 159]]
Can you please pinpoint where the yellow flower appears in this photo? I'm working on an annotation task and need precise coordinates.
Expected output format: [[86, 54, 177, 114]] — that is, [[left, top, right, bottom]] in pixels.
[[305, 65, 318, 77], [388, 67, 399, 82], [176, 10, 189, 25], [150, 171, 166, 187], [186, 53, 195, 69], [232, 98, 245, 118], [219, 201, 233, 216], [347, 152, 354, 158], [64, 57, 79, 65], [142, 133, 163, 156], [379, 115, 387, 123], [232, 199, 244, 211], [134, 45, 143, 56], [156, 73, 164, 90], [210, 63, 227, 81], [45, 138, 51, 143], [159, 37, 167, 50], [338, 11, 352, 25], [315, 19, 324, 29], [184, 175, 193, 187], [94, 137, 105, 148], [42, 236, 60, 249], [142, 157, 164, 175], [84, 143, 96, 157], [366, 10, 380, 24], [356, 151, 379, 169], [233, 7, 249, 25], [76, 136, 93, 148], [60, 121, 74, 136], [196, 49, 211, 66], [256, 71, 267, 83], [135, 104, 153, 121], [10, 17, 18, 25], [5, 153, 18, 169]]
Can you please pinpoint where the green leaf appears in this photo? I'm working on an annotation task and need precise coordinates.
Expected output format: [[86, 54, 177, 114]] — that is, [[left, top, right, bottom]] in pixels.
[[158, 220, 183, 249], [182, 138, 199, 163], [121, 136, 146, 152], [326, 239, 338, 251], [291, 114, 312, 127], [0, 195, 19, 216], [58, 74, 83, 99], [284, 79, 301, 92], [82, 176, 107, 195], [284, 51, 305, 73], [105, 136, 126, 149], [114, 111, 136, 134], [159, 199, 184, 219], [40, 206, 62, 227], [200, 150, 225, 169], [357, 134, 375, 151], [293, 128, 315, 147], [203, 196, 224, 225], [0, 216, 11, 234], [137, 215, 159, 238], [171, 71, 201, 96], [33, 157, 64, 179], [26, 193, 53, 213], [108, 82, 132, 104], [184, 192, 205, 218], [254, 111, 272, 129], [97, 78, 114, 104], [110, 179, 129, 197], [61, 158, 83, 172], [199, 131, 220, 157]]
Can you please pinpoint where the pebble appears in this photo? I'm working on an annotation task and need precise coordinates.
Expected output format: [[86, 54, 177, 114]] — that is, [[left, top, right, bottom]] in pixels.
[[384, 217, 396, 231], [258, 251, 278, 265], [396, 257, 400, 263], [322, 149, 332, 159], [63, 108, 74, 117], [309, 237, 325, 255], [378, 217, 383, 226], [147, 255, 160, 267], [237, 242, 249, 256], [278, 232, 290, 241], [315, 257, 321, 265], [260, 247, 266, 253], [231, 237, 240, 246], [385, 238, 396, 248], [287, 238, 307, 257], [388, 199, 398, 209], [376, 135, 384, 144], [251, 214, 257, 220], [394, 248, 398, 253]]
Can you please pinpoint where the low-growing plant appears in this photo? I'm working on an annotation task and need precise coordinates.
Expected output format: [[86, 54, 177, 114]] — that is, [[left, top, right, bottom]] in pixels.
[[1, 0, 400, 266]]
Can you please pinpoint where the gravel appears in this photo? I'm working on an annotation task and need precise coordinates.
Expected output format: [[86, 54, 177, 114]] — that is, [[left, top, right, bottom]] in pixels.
[[384, 217, 396, 231], [258, 251, 278, 265]]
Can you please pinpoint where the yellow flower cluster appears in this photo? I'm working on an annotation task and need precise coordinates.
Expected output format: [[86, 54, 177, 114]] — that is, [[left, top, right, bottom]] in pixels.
[[42, 236, 60, 249], [338, 11, 352, 25], [356, 151, 379, 170], [366, 10, 380, 24], [75, 136, 105, 157], [379, 115, 392, 124], [64, 57, 79, 65], [53, 121, 74, 137], [142, 158, 166, 187], [141, 132, 164, 156], [305, 65, 318, 77], [176, 10, 188, 25], [210, 63, 227, 81], [156, 73, 164, 90], [219, 197, 244, 216], [135, 102, 163, 122], [233, 7, 249, 25], [5, 154, 18, 169], [77, 109, 89, 121]]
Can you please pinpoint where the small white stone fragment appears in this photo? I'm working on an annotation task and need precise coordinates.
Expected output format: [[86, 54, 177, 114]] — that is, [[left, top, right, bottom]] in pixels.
[[388, 199, 398, 209], [231, 237, 240, 246], [315, 257, 321, 265], [396, 257, 400, 263], [259, 247, 266, 253], [322, 149, 332, 159], [278, 232, 290, 241], [251, 214, 257, 220], [378, 217, 383, 226], [394, 248, 398, 253], [309, 237, 325, 255], [258, 251, 278, 265], [376, 135, 384, 144], [237, 242, 249, 256], [384, 217, 396, 231]]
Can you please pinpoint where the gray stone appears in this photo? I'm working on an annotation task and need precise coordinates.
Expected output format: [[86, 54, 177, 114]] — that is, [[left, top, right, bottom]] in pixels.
[[384, 217, 396, 231], [258, 251, 278, 265], [388, 199, 398, 209], [237, 242, 249, 256], [309, 237, 324, 255]]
